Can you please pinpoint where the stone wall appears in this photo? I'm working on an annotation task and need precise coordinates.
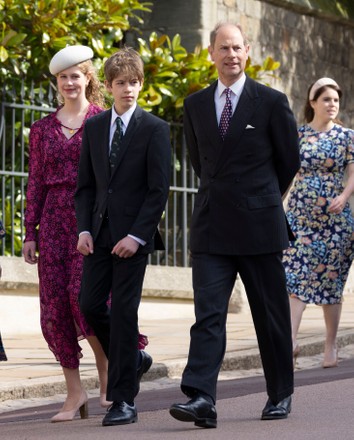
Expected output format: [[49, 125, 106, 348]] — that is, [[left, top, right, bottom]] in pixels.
[[1, 255, 353, 333], [0, 256, 243, 340], [138, 0, 354, 126]]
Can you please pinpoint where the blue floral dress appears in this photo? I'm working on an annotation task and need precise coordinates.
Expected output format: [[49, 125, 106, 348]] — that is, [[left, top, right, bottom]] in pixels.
[[283, 124, 354, 304]]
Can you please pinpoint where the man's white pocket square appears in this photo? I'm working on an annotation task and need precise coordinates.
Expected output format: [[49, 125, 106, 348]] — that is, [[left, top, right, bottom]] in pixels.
[[246, 124, 255, 129]]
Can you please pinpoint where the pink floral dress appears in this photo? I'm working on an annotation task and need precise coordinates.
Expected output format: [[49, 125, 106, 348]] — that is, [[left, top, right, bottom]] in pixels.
[[283, 124, 354, 305], [24, 104, 102, 368], [25, 105, 148, 368]]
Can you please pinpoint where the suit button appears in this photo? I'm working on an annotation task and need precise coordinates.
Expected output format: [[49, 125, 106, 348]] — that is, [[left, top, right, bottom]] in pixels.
[[108, 189, 113, 194]]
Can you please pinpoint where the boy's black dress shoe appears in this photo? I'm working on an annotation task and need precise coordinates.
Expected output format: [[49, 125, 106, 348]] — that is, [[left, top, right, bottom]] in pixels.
[[169, 395, 217, 428], [261, 395, 292, 420], [135, 351, 153, 396], [102, 401, 137, 426]]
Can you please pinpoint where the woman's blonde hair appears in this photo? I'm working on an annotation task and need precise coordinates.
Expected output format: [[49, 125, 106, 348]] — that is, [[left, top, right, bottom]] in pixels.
[[56, 59, 105, 108]]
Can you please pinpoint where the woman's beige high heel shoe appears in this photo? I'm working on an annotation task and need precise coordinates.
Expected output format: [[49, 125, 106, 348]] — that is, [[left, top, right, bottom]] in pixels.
[[100, 393, 113, 408], [51, 391, 88, 422]]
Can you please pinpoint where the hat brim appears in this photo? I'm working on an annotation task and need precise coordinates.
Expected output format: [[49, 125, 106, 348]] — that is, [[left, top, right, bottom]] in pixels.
[[49, 45, 94, 75]]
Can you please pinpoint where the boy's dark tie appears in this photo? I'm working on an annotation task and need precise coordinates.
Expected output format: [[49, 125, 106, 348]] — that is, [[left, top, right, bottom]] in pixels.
[[219, 88, 232, 140], [109, 116, 123, 173]]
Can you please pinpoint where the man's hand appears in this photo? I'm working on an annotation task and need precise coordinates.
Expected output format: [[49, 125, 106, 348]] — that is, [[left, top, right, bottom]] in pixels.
[[112, 236, 139, 258], [23, 241, 38, 264], [77, 232, 94, 256]]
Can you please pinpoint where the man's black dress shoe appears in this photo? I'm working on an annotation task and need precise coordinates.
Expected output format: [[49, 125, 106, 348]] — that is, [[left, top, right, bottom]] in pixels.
[[135, 351, 153, 396], [102, 401, 137, 426], [169, 395, 217, 428], [261, 395, 292, 420]]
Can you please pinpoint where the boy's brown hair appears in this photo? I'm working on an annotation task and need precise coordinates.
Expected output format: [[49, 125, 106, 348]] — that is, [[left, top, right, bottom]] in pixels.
[[104, 46, 144, 85]]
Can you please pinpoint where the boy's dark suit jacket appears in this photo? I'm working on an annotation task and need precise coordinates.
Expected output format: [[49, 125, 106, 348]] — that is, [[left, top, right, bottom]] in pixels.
[[184, 76, 300, 255], [75, 106, 171, 253]]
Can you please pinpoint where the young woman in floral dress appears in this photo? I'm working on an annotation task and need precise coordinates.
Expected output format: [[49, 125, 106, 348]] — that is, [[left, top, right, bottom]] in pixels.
[[23, 46, 148, 422], [283, 78, 354, 368]]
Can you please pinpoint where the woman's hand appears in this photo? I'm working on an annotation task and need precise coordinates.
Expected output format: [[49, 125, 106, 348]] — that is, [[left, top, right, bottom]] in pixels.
[[23, 241, 38, 264], [328, 194, 347, 214]]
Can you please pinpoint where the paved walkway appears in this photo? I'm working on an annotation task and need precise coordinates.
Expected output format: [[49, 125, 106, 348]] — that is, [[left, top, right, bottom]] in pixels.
[[1, 353, 354, 439], [1, 293, 354, 413]]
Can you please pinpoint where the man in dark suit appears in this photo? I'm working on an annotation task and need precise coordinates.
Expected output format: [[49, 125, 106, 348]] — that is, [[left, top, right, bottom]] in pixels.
[[169, 22, 300, 428], [75, 47, 171, 426]]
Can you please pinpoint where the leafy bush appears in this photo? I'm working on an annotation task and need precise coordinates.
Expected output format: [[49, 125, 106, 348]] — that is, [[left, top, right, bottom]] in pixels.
[[1, 1, 281, 121], [0, 0, 282, 256], [0, 0, 151, 83], [137, 32, 280, 122]]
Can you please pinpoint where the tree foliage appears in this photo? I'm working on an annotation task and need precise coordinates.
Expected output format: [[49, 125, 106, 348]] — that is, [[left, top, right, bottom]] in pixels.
[[0, 0, 152, 82], [0, 0, 283, 255], [1, 0, 281, 121], [277, 0, 354, 20], [137, 32, 280, 122], [314, 0, 354, 18], [334, 0, 354, 18]]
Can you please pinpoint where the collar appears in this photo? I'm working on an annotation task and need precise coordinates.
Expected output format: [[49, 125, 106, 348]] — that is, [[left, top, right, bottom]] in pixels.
[[217, 73, 246, 98], [110, 103, 137, 128]]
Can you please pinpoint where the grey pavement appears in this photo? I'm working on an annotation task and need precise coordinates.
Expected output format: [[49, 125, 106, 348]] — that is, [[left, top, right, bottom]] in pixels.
[[1, 292, 354, 415], [1, 358, 354, 439]]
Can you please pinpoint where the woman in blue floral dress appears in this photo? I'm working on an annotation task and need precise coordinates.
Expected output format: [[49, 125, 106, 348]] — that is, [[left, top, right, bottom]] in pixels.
[[283, 78, 354, 368]]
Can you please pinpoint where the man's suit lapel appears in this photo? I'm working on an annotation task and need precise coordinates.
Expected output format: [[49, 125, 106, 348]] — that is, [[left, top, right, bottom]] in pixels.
[[100, 110, 111, 181], [198, 82, 223, 151], [109, 106, 142, 180]]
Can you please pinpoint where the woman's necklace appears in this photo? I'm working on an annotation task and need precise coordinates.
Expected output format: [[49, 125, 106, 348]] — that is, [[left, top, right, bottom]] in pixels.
[[60, 123, 81, 134]]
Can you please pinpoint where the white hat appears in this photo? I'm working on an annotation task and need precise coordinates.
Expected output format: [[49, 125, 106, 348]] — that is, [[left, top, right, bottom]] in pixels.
[[309, 77, 339, 100], [49, 45, 94, 75]]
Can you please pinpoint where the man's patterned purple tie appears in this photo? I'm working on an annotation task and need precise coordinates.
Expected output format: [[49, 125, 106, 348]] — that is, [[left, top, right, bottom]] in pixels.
[[219, 88, 232, 140]]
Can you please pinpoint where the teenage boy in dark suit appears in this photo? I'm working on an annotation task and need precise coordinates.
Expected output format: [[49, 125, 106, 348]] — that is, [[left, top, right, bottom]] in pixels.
[[75, 47, 171, 426]]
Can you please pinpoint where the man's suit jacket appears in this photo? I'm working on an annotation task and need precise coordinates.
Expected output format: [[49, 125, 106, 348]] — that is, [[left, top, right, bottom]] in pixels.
[[184, 76, 300, 256], [75, 106, 171, 254]]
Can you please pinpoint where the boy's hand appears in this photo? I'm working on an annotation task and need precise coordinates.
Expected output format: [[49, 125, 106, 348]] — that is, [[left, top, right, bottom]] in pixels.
[[112, 236, 139, 258], [77, 232, 94, 256]]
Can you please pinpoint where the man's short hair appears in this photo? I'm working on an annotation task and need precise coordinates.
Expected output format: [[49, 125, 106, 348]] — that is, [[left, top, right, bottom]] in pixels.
[[210, 22, 249, 48]]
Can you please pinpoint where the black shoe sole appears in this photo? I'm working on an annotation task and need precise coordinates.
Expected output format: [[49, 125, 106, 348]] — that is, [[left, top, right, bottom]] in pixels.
[[169, 407, 217, 428], [102, 416, 138, 426], [261, 413, 289, 420], [261, 407, 291, 420]]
